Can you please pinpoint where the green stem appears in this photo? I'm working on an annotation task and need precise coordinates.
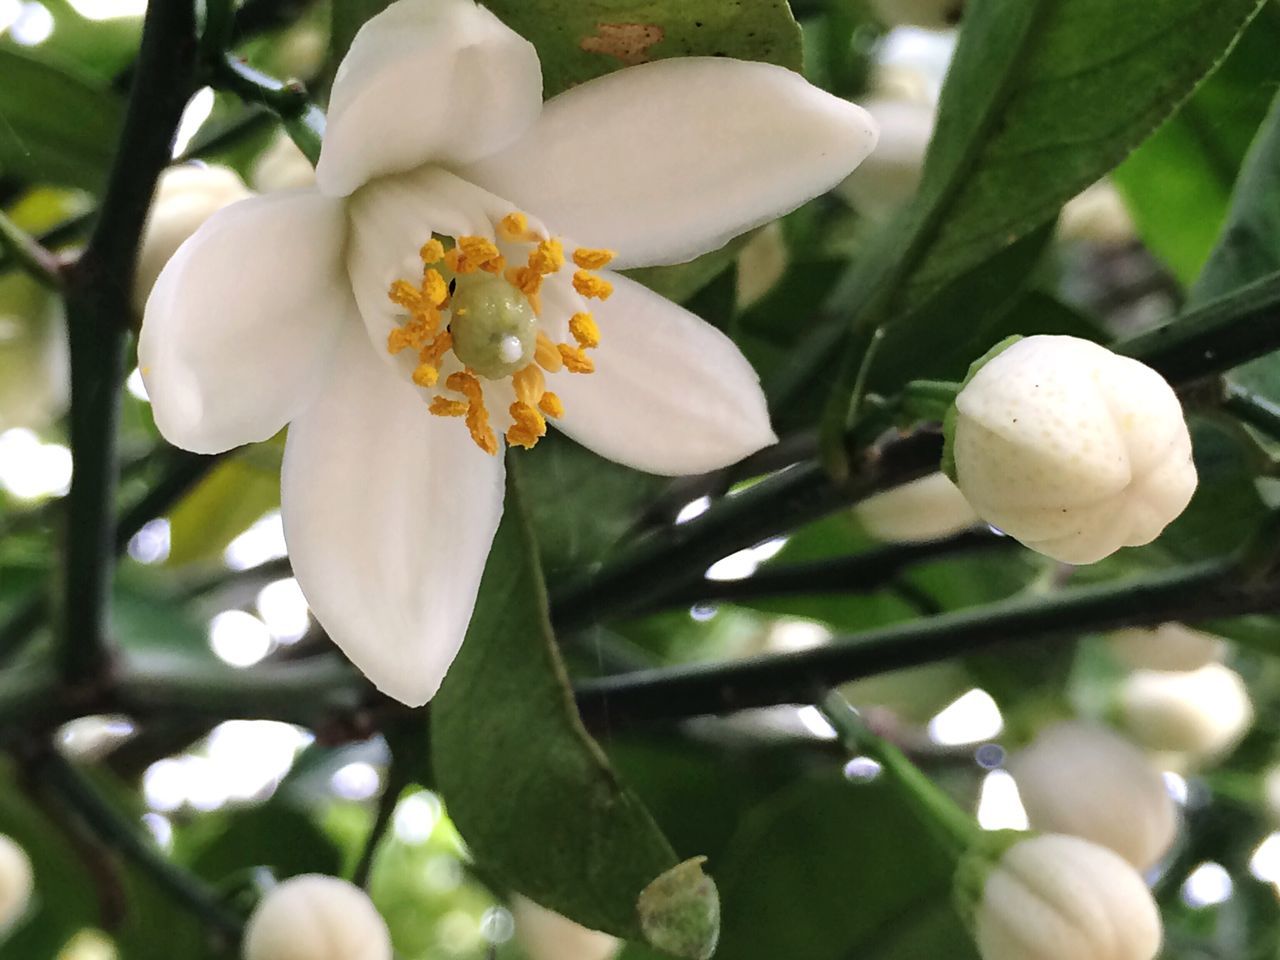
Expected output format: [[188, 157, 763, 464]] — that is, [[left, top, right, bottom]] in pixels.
[[0, 208, 62, 288], [211, 54, 325, 163], [1223, 381, 1280, 442], [819, 691, 981, 858]]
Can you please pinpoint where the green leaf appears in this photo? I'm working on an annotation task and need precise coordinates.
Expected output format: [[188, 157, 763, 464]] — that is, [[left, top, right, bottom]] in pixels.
[[0, 46, 123, 192], [164, 449, 281, 567], [432, 465, 712, 953]]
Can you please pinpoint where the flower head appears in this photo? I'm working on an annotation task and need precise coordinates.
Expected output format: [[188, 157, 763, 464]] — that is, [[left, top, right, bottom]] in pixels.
[[138, 0, 879, 705], [950, 335, 1197, 564], [1120, 663, 1253, 759], [243, 874, 391, 960]]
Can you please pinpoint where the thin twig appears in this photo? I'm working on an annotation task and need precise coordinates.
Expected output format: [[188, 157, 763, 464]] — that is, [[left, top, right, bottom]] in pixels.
[[0, 209, 62, 288]]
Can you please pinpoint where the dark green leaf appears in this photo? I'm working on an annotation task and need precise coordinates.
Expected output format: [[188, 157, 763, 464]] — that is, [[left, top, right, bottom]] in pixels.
[[432, 466, 712, 953]]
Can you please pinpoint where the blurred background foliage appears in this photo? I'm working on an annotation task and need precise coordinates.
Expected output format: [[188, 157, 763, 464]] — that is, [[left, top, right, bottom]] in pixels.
[[3, 0, 1280, 958]]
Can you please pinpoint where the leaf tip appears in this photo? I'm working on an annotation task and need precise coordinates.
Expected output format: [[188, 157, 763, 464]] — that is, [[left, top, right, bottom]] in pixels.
[[637, 856, 721, 959]]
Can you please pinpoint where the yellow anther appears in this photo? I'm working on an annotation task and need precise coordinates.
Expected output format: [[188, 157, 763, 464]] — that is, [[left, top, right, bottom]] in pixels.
[[558, 343, 595, 374], [573, 270, 613, 300], [412, 364, 440, 388], [539, 392, 564, 418], [498, 212, 539, 243], [429, 397, 468, 417], [506, 401, 547, 449], [387, 328, 414, 355], [444, 370, 498, 454], [419, 238, 445, 264], [421, 269, 449, 308], [505, 265, 543, 298], [535, 331, 563, 372], [528, 238, 565, 276], [419, 330, 452, 367], [569, 312, 600, 350], [388, 279, 423, 310], [513, 363, 545, 405], [573, 248, 615, 270]]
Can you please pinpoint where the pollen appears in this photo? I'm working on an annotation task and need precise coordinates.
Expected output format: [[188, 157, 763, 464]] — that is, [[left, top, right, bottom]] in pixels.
[[573, 270, 613, 300], [386, 210, 603, 454]]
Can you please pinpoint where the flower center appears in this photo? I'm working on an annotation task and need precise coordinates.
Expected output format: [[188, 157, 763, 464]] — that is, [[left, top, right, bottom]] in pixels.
[[385, 212, 615, 455]]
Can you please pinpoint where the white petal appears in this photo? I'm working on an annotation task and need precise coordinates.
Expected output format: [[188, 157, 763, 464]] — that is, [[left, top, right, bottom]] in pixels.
[[459, 58, 878, 268], [316, 0, 542, 198], [549, 273, 775, 475], [138, 189, 350, 455], [281, 323, 505, 707]]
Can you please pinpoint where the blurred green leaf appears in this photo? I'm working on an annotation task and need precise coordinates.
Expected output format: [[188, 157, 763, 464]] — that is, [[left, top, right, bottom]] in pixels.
[[433, 466, 701, 949], [165, 450, 280, 568], [179, 800, 342, 883], [0, 46, 123, 191]]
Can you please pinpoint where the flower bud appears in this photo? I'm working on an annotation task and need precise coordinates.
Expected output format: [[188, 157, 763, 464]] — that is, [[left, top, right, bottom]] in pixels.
[[512, 896, 620, 960], [950, 335, 1197, 564], [1107, 623, 1223, 672], [253, 132, 318, 193], [1008, 722, 1176, 871], [0, 833, 33, 933], [854, 471, 978, 543], [1059, 181, 1135, 246], [962, 834, 1161, 960], [836, 97, 934, 222], [735, 223, 788, 308], [1119, 664, 1253, 759], [136, 165, 253, 309], [0, 290, 67, 431], [869, 0, 965, 29], [242, 874, 391, 960]]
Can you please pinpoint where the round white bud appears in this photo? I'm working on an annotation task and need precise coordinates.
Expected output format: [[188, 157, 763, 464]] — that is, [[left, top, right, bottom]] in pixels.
[[855, 471, 978, 543], [951, 335, 1197, 564], [242, 874, 391, 960], [869, 0, 964, 29], [1008, 722, 1176, 871], [970, 834, 1162, 960], [1120, 664, 1253, 759], [0, 833, 33, 933], [836, 97, 935, 222], [512, 896, 620, 960], [1107, 623, 1224, 672], [1059, 181, 1135, 246], [253, 132, 317, 193], [136, 165, 253, 309]]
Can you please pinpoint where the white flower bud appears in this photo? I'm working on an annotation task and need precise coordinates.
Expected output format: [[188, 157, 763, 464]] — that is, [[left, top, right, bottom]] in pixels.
[[854, 471, 978, 543], [869, 0, 964, 29], [0, 298, 67, 431], [1120, 664, 1253, 759], [512, 897, 620, 960], [135, 165, 253, 309], [0, 833, 33, 933], [735, 222, 788, 308], [969, 834, 1162, 960], [951, 335, 1197, 564], [1107, 623, 1224, 672], [253, 132, 318, 194], [1059, 181, 1135, 246], [242, 875, 391, 960], [1008, 722, 1176, 871], [835, 97, 934, 221]]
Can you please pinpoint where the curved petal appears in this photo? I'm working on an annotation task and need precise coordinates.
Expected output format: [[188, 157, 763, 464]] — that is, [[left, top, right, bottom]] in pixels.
[[282, 322, 505, 707], [317, 0, 542, 198], [549, 273, 775, 475], [459, 58, 878, 268], [138, 189, 350, 455]]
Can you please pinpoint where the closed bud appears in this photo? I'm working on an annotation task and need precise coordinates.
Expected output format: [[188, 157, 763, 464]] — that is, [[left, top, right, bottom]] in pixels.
[[836, 97, 935, 222], [961, 834, 1161, 960], [1008, 722, 1176, 871], [1107, 623, 1223, 672], [1120, 664, 1253, 759], [950, 335, 1197, 564], [0, 833, 33, 934], [869, 0, 965, 29], [136, 165, 253, 309], [855, 471, 978, 543], [242, 875, 391, 960], [1059, 181, 1135, 246], [253, 132, 318, 193], [512, 896, 619, 960]]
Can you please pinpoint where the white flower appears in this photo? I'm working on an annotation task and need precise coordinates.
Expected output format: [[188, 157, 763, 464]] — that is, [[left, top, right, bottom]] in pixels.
[[1107, 623, 1224, 672], [836, 96, 934, 221], [253, 132, 318, 193], [854, 471, 977, 543], [869, 0, 965, 29], [1008, 722, 1176, 871], [512, 896, 620, 960], [134, 164, 252, 309], [0, 833, 33, 934], [1059, 181, 1135, 246], [138, 0, 878, 706], [1120, 663, 1253, 759], [970, 834, 1162, 960], [951, 335, 1197, 564], [242, 874, 391, 960]]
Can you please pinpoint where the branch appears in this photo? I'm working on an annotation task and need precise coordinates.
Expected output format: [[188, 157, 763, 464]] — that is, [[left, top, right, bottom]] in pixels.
[[571, 556, 1263, 728], [0, 208, 62, 288]]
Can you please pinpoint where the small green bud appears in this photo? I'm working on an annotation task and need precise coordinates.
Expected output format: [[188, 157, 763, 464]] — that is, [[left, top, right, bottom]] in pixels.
[[449, 275, 537, 380]]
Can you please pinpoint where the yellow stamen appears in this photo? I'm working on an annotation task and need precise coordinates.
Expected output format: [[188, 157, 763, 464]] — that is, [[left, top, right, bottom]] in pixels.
[[498, 212, 540, 243], [539, 392, 564, 418], [558, 343, 595, 374], [389, 279, 424, 311], [506, 401, 547, 449], [569, 312, 600, 350], [419, 238, 445, 264], [421, 268, 449, 308], [528, 238, 565, 276], [573, 248, 615, 270], [513, 363, 546, 405], [412, 364, 440, 388], [535, 332, 563, 372], [446, 370, 498, 455], [573, 270, 613, 300], [430, 397, 468, 417], [505, 265, 542, 299]]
